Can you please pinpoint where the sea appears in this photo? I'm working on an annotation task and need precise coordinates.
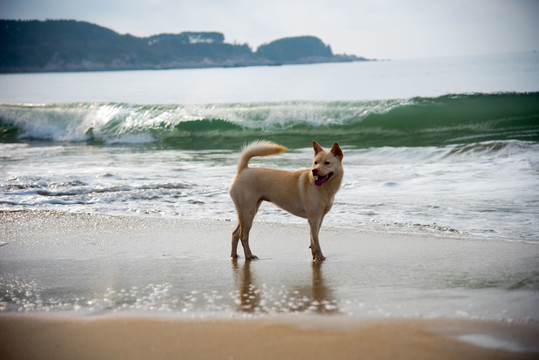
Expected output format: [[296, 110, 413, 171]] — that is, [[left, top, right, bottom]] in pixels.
[[1, 52, 538, 242], [1, 52, 539, 323]]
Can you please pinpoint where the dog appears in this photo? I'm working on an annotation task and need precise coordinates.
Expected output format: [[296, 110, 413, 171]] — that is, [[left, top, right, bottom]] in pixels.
[[229, 140, 343, 261]]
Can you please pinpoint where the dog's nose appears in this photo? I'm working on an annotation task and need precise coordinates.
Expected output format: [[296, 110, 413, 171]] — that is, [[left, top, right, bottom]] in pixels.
[[312, 169, 318, 176]]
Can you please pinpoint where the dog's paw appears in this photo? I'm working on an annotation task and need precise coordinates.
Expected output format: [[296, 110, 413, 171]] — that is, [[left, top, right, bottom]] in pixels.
[[313, 254, 326, 262], [246, 255, 259, 261]]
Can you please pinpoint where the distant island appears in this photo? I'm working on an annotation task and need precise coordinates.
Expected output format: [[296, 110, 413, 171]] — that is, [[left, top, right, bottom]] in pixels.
[[0, 20, 369, 73]]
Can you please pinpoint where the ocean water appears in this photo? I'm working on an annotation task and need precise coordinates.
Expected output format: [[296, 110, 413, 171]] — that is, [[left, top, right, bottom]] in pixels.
[[1, 52, 539, 243], [1, 52, 539, 322]]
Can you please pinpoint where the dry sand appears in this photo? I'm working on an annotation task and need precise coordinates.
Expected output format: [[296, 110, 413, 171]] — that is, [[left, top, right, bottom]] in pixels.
[[1, 314, 538, 360]]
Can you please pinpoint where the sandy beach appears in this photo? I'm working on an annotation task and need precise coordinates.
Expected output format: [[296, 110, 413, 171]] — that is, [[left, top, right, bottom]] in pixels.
[[2, 314, 539, 360], [1, 210, 538, 359]]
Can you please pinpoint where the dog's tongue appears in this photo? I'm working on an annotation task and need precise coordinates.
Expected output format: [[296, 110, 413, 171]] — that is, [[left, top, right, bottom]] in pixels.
[[315, 174, 329, 186]]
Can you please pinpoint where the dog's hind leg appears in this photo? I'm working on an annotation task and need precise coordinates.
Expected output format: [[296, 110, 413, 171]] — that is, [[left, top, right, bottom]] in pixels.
[[231, 224, 241, 260], [240, 223, 257, 260], [238, 200, 262, 261]]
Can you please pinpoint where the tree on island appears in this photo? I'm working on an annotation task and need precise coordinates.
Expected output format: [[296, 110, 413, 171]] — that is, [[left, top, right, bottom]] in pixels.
[[0, 20, 367, 73]]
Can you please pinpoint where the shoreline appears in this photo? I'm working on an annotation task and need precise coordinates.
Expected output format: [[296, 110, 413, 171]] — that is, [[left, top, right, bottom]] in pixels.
[[1, 210, 538, 358], [1, 313, 538, 359]]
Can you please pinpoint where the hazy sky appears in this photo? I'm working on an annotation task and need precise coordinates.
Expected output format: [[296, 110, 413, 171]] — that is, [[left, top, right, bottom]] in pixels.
[[1, 0, 538, 59]]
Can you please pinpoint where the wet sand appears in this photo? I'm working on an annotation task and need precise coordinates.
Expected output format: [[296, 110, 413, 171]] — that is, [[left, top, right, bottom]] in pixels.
[[1, 210, 538, 358]]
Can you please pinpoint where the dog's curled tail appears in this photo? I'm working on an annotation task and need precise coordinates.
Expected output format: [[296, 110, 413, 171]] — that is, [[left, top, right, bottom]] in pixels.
[[237, 140, 288, 171]]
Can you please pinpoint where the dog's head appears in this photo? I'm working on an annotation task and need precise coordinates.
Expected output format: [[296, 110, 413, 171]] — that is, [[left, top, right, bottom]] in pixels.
[[311, 141, 344, 186]]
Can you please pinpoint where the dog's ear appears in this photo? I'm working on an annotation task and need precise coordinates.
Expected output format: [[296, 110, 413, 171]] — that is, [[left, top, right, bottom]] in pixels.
[[312, 141, 324, 155], [330, 142, 343, 159]]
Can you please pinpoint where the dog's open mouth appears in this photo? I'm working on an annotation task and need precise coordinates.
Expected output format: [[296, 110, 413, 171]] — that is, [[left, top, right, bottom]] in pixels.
[[314, 172, 333, 186]]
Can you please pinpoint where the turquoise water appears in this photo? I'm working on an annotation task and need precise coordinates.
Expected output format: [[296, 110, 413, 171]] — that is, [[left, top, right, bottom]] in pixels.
[[0, 93, 538, 148]]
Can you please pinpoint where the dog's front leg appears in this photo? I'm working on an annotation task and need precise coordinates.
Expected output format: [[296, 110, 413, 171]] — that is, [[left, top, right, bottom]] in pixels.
[[308, 217, 326, 261]]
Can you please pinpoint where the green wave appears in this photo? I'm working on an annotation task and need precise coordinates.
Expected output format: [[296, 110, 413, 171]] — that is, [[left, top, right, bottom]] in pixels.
[[1, 92, 538, 149]]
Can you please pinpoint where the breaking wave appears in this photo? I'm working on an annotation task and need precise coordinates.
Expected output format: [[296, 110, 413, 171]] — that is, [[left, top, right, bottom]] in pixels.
[[1, 92, 538, 149]]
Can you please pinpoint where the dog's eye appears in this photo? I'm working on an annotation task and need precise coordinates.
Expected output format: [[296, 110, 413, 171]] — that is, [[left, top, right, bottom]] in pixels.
[[314, 161, 318, 165], [324, 161, 330, 165]]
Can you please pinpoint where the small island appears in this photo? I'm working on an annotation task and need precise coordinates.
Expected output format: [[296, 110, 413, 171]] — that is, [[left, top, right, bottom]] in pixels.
[[0, 20, 369, 73]]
